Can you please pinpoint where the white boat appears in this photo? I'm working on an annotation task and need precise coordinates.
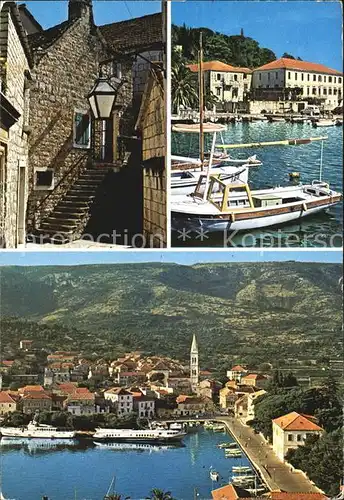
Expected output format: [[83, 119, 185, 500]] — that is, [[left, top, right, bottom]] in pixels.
[[269, 116, 286, 122], [225, 450, 242, 458], [217, 442, 237, 449], [0, 421, 76, 439], [172, 174, 342, 234], [313, 119, 336, 127], [212, 424, 225, 432], [0, 437, 76, 450], [92, 427, 186, 443], [169, 422, 183, 431], [232, 466, 252, 473], [210, 468, 219, 481]]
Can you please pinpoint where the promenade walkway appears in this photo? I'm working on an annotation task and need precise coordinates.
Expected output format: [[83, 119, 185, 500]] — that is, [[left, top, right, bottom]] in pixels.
[[217, 416, 322, 494]]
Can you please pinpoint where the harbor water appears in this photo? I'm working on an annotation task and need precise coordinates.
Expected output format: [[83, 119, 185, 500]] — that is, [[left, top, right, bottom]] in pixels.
[[0, 428, 253, 500], [171, 121, 343, 247]]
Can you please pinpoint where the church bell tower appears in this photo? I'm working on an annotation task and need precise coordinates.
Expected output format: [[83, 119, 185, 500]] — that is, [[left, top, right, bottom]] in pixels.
[[190, 334, 199, 391]]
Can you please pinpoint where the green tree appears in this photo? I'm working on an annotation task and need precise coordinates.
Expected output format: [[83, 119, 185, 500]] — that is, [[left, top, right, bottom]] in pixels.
[[286, 429, 343, 497], [148, 489, 175, 500], [171, 62, 198, 113]]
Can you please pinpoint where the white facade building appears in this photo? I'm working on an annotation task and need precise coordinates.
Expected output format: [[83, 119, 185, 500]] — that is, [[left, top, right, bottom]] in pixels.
[[252, 58, 343, 109], [134, 397, 155, 418], [188, 61, 252, 112], [104, 388, 134, 415], [272, 411, 323, 462]]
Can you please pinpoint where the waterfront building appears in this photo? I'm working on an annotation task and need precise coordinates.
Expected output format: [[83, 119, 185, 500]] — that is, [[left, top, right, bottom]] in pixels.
[[64, 391, 95, 415], [133, 394, 155, 418], [252, 57, 343, 110], [103, 387, 134, 415], [21, 391, 52, 414], [0, 391, 18, 415], [197, 379, 222, 400], [174, 395, 207, 417], [188, 60, 252, 112], [0, 1, 33, 248], [190, 334, 199, 391], [272, 411, 323, 461]]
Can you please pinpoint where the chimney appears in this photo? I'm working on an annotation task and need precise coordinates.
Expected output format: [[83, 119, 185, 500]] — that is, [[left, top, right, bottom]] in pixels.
[[68, 0, 94, 23]]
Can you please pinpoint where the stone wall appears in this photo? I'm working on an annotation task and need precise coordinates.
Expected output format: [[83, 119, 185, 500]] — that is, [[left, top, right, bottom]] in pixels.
[[0, 6, 30, 247], [27, 15, 133, 230], [248, 99, 308, 114], [140, 70, 166, 247]]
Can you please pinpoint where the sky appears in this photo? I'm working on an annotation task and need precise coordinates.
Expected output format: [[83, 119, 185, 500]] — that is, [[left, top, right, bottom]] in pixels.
[[24, 1, 161, 27], [0, 250, 341, 266], [172, 1, 343, 71]]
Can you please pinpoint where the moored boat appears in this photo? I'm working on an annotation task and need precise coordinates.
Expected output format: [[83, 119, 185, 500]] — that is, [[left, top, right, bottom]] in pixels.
[[313, 118, 336, 127], [210, 467, 219, 481], [171, 176, 342, 234], [217, 442, 237, 449], [0, 421, 76, 439], [232, 465, 252, 473], [92, 427, 186, 443]]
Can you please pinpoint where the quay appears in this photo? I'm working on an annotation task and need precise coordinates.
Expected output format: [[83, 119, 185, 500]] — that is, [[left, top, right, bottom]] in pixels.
[[171, 111, 343, 124], [159, 416, 323, 494]]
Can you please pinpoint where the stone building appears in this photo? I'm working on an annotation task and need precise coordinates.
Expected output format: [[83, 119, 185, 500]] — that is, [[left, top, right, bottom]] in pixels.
[[17, 0, 164, 245], [136, 65, 166, 247], [188, 60, 252, 112], [251, 57, 343, 111], [0, 1, 33, 247]]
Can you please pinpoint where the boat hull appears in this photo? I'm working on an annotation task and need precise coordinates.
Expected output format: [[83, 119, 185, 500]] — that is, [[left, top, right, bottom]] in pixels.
[[0, 429, 76, 439], [172, 196, 341, 233]]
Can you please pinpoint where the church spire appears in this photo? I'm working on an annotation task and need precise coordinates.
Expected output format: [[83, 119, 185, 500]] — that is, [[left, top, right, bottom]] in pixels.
[[190, 334, 199, 391]]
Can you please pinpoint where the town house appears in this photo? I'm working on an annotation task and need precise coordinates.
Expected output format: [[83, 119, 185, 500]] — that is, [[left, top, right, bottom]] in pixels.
[[0, 390, 17, 415], [251, 57, 343, 111], [188, 60, 252, 112], [103, 387, 134, 415], [21, 391, 52, 414], [272, 411, 323, 461], [0, 1, 33, 248]]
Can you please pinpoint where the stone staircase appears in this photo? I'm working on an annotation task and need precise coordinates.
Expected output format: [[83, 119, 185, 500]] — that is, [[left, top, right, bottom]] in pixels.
[[30, 166, 111, 244]]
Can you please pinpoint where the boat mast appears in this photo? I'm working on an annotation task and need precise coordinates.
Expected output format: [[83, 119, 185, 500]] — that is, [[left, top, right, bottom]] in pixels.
[[199, 31, 204, 171]]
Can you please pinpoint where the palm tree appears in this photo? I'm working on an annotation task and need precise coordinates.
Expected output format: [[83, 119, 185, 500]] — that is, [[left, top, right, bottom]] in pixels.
[[171, 62, 198, 114], [149, 489, 175, 500]]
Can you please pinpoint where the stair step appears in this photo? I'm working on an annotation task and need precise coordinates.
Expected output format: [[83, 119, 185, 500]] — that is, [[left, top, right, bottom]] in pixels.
[[53, 207, 87, 215], [45, 215, 82, 223], [64, 195, 94, 202], [40, 221, 77, 230], [67, 189, 97, 196]]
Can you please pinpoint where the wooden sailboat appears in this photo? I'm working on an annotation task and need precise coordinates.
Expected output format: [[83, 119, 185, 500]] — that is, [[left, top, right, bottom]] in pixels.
[[171, 136, 342, 233]]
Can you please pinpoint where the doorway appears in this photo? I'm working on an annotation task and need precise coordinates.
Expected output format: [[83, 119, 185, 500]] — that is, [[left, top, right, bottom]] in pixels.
[[17, 163, 26, 245]]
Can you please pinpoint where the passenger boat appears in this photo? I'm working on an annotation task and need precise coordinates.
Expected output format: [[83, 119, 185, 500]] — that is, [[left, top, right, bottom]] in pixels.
[[0, 421, 76, 439], [92, 427, 186, 443]]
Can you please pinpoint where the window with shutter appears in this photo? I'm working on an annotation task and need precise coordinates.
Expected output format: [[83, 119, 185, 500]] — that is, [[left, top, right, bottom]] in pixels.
[[73, 111, 90, 148]]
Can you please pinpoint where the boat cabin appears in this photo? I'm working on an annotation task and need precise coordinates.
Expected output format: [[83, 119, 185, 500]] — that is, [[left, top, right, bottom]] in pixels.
[[193, 174, 254, 212], [193, 174, 333, 213]]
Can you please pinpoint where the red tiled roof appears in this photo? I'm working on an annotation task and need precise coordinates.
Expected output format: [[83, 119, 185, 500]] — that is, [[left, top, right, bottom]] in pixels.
[[1, 360, 14, 367], [19, 385, 44, 393], [67, 393, 95, 401], [188, 61, 252, 74], [0, 391, 17, 404], [273, 412, 323, 432], [254, 57, 342, 76], [22, 392, 51, 400], [230, 365, 246, 372], [270, 493, 326, 500], [211, 484, 252, 499], [242, 373, 266, 380]]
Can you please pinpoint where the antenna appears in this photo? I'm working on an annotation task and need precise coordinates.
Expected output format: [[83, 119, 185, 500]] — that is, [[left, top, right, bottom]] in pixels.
[[319, 139, 324, 181]]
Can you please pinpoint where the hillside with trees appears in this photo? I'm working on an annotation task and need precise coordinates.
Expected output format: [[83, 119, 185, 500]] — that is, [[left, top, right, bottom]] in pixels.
[[172, 24, 277, 68], [0, 262, 342, 372]]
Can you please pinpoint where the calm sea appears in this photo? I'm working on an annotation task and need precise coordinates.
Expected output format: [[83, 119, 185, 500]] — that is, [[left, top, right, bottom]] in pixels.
[[171, 121, 343, 247], [0, 429, 252, 500]]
